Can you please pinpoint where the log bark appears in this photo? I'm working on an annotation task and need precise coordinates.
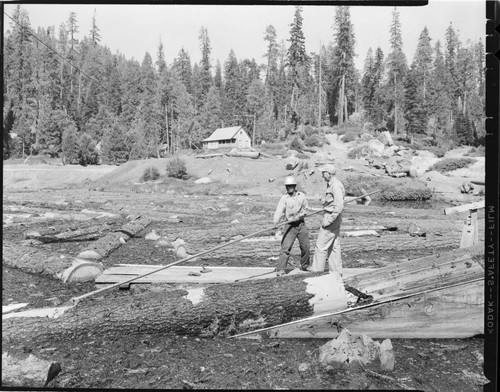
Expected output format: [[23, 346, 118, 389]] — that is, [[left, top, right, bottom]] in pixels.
[[2, 273, 346, 342], [2, 241, 103, 282], [24, 224, 111, 243], [78, 215, 152, 259], [2, 241, 75, 279]]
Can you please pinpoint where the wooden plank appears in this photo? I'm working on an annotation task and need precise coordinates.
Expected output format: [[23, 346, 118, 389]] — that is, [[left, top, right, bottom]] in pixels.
[[266, 281, 483, 339], [444, 200, 485, 215], [344, 244, 483, 300], [460, 210, 479, 248], [96, 265, 373, 285]]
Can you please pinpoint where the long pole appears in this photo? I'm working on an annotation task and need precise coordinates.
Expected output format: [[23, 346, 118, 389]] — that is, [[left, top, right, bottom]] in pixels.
[[70, 190, 380, 305]]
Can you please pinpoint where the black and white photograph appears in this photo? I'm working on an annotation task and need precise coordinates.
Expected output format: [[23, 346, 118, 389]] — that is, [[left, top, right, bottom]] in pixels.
[[2, 1, 497, 390]]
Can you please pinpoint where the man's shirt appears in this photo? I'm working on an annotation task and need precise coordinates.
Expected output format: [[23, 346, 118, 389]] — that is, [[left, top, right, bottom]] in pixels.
[[323, 177, 345, 221], [274, 191, 309, 225]]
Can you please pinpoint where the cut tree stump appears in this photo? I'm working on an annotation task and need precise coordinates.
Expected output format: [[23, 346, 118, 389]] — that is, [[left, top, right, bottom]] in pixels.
[[2, 273, 347, 342], [77, 215, 152, 260], [2, 241, 103, 282]]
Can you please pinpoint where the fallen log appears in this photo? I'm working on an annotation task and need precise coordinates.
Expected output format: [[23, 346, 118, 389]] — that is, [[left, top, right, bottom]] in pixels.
[[77, 215, 152, 260], [226, 150, 260, 159], [2, 273, 347, 342], [2, 241, 102, 282], [24, 225, 109, 243]]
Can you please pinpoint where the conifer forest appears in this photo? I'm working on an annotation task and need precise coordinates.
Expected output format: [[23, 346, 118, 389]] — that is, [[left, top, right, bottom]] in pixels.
[[3, 5, 485, 165]]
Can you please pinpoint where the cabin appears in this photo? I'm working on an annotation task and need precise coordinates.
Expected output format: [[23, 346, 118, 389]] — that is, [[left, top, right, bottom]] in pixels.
[[202, 126, 251, 150]]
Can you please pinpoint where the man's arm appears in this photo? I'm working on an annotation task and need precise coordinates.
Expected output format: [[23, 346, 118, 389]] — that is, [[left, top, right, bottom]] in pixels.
[[322, 181, 344, 227]]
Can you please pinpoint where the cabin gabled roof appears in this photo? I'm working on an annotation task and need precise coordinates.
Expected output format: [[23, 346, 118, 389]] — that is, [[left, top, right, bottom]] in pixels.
[[202, 126, 244, 142]]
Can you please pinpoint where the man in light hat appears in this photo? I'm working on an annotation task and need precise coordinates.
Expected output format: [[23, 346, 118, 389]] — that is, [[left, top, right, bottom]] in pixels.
[[273, 176, 311, 276], [310, 164, 345, 277]]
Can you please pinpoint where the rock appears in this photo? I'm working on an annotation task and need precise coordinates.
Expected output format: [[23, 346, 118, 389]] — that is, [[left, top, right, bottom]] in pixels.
[[298, 363, 310, 372], [145, 230, 161, 241], [156, 238, 173, 248], [379, 339, 394, 371], [366, 139, 386, 155], [231, 219, 240, 224], [377, 131, 393, 146], [195, 177, 212, 184], [2, 352, 53, 387], [318, 329, 380, 370]]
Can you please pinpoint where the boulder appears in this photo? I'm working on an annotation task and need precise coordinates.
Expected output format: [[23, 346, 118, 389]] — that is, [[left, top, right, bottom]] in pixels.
[[2, 353, 53, 387], [377, 131, 394, 146], [366, 139, 385, 155], [195, 177, 212, 184], [318, 329, 394, 371]]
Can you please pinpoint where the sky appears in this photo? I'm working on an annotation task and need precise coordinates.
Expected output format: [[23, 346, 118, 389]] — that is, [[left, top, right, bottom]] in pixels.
[[3, 1, 485, 72]]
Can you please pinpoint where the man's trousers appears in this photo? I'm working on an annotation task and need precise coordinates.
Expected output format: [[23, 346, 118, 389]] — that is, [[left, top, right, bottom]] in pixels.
[[276, 221, 310, 271], [310, 217, 342, 277]]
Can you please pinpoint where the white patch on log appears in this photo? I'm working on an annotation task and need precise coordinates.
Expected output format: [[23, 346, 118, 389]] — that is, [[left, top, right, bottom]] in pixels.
[[61, 260, 104, 283], [2, 303, 29, 314], [184, 287, 205, 305], [2, 306, 72, 320], [304, 274, 347, 315]]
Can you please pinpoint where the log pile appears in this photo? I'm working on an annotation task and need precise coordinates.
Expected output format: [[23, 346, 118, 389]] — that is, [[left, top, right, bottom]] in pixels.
[[77, 215, 152, 260]]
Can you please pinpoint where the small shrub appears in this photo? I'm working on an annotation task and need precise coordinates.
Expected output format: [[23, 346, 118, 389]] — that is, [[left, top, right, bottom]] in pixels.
[[382, 186, 433, 201], [289, 137, 305, 151], [347, 146, 366, 159], [426, 146, 446, 158], [296, 152, 310, 159], [342, 133, 357, 143], [465, 146, 485, 157], [141, 166, 160, 182], [166, 157, 188, 179], [304, 134, 323, 147], [427, 157, 477, 173]]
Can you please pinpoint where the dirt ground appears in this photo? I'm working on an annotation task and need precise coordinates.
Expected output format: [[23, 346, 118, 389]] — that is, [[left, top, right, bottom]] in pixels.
[[2, 144, 489, 390]]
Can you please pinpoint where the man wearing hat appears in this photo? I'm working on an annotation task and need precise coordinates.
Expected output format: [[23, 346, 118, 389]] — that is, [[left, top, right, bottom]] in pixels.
[[310, 164, 345, 277], [273, 176, 311, 276]]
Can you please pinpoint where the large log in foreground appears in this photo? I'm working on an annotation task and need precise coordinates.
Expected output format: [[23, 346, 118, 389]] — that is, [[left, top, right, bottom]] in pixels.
[[2, 273, 346, 343]]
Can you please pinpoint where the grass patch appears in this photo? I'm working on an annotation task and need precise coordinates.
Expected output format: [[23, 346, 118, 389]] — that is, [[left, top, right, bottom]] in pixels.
[[427, 157, 477, 173]]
